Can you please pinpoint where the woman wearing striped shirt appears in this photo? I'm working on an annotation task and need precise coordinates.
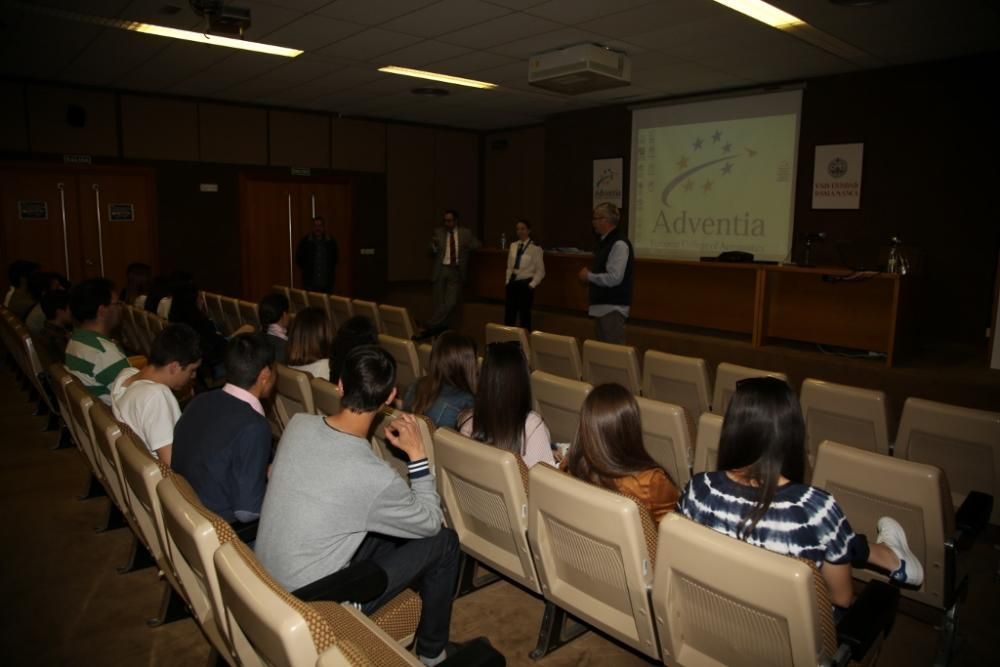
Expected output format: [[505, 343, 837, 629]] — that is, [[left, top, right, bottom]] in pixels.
[[678, 377, 922, 612]]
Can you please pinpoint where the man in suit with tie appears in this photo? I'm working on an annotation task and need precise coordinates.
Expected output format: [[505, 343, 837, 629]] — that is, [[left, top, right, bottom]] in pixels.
[[416, 209, 481, 340]]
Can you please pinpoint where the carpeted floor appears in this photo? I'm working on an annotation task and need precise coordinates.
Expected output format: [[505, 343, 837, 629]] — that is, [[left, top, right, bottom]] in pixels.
[[1, 361, 997, 666]]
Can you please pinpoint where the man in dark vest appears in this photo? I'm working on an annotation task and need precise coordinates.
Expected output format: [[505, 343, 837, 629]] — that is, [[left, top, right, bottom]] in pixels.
[[296, 217, 339, 294], [578, 202, 633, 344]]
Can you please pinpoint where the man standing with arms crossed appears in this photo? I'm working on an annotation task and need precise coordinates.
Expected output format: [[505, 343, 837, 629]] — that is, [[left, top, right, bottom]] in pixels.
[[578, 202, 634, 344]]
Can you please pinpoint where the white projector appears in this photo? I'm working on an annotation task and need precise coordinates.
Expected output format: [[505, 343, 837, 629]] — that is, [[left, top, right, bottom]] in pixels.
[[528, 43, 631, 95]]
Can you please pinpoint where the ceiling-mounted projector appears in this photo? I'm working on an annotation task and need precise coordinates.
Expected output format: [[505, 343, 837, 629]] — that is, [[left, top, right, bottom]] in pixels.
[[528, 43, 631, 95], [190, 0, 251, 37]]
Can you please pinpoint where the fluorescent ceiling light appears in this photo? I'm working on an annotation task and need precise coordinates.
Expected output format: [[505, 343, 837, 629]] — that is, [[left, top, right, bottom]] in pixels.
[[378, 66, 497, 90], [710, 0, 804, 28], [122, 21, 302, 57], [12, 2, 302, 58]]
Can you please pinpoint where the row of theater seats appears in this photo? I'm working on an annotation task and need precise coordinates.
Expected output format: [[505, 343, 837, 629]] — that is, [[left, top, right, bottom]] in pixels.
[[119, 303, 168, 359], [484, 322, 1000, 525]]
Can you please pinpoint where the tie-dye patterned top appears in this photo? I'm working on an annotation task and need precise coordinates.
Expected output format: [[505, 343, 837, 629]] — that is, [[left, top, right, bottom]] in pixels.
[[678, 471, 859, 566]]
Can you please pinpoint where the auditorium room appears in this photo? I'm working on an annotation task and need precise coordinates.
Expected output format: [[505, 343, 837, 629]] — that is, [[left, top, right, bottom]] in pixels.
[[2, 1, 999, 665]]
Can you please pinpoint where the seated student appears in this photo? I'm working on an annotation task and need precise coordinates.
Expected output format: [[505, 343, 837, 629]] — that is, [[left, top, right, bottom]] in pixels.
[[256, 346, 464, 666], [25, 272, 66, 335], [169, 283, 227, 378], [144, 276, 170, 316], [458, 340, 555, 468], [65, 278, 130, 405], [328, 315, 378, 384], [258, 292, 290, 364], [403, 332, 477, 430], [36, 290, 73, 366], [678, 377, 923, 613], [110, 324, 202, 467], [172, 333, 274, 537], [121, 262, 151, 308], [286, 306, 333, 379], [6, 260, 40, 319], [562, 383, 679, 524]]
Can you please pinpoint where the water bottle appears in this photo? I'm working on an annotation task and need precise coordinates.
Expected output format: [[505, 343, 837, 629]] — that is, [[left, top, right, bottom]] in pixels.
[[500, 231, 507, 250]]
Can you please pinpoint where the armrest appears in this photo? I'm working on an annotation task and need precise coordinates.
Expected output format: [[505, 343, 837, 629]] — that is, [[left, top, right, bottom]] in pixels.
[[292, 560, 388, 605], [952, 491, 993, 550], [836, 580, 900, 661]]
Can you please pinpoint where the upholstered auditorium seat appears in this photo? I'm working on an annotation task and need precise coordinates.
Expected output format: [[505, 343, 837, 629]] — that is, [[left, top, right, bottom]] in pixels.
[[530, 371, 592, 445], [311, 378, 341, 417], [368, 408, 436, 480], [307, 291, 333, 323], [641, 350, 711, 438], [582, 339, 641, 395], [238, 299, 261, 330], [416, 343, 432, 377], [635, 396, 693, 489], [895, 397, 1000, 525], [692, 412, 724, 475], [220, 297, 242, 336], [378, 305, 416, 340], [529, 331, 582, 380], [711, 362, 787, 416], [800, 378, 891, 460], [378, 335, 421, 396], [328, 296, 354, 329], [274, 364, 316, 430], [289, 288, 309, 314], [205, 293, 227, 335], [352, 300, 382, 333], [485, 323, 531, 368]]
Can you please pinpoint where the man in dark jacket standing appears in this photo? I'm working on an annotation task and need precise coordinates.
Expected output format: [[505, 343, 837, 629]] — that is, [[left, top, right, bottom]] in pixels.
[[578, 202, 634, 344], [296, 216, 339, 293]]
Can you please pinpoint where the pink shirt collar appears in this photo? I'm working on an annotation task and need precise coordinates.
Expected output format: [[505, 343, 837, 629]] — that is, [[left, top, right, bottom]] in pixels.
[[222, 383, 265, 417], [267, 323, 288, 340]]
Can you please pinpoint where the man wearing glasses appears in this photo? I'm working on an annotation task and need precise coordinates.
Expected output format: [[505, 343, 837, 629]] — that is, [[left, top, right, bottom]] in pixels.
[[578, 202, 634, 344], [416, 209, 481, 340], [65, 278, 130, 405]]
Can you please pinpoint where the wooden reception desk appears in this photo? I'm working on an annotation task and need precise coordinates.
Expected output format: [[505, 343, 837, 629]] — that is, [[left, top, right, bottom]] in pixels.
[[469, 248, 911, 367]]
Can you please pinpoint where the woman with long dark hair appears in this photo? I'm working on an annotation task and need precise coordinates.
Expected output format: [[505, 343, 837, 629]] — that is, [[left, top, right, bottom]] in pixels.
[[678, 377, 923, 610], [403, 332, 477, 430], [168, 283, 226, 377], [286, 307, 333, 379], [562, 383, 678, 523], [458, 340, 554, 468]]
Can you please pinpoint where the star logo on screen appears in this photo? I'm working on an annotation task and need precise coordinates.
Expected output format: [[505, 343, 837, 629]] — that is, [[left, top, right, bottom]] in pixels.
[[660, 129, 756, 207]]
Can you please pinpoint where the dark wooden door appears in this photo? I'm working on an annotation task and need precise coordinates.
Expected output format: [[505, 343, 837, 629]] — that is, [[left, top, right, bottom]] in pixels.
[[295, 182, 353, 295]]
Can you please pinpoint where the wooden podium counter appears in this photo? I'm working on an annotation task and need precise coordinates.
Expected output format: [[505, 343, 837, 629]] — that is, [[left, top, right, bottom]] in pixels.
[[469, 248, 910, 366]]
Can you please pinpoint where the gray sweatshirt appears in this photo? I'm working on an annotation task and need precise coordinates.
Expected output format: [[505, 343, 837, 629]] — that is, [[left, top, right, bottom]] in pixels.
[[254, 413, 443, 591]]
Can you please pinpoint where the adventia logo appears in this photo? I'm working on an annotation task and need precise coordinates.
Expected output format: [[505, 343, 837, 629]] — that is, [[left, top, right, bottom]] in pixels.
[[659, 129, 756, 208], [652, 210, 764, 236], [594, 167, 621, 202]]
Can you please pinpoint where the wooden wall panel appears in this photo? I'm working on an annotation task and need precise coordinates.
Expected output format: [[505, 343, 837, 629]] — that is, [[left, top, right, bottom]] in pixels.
[[198, 103, 267, 165], [121, 95, 198, 161], [0, 81, 28, 152], [26, 85, 119, 157], [483, 126, 545, 248], [269, 110, 330, 168], [332, 118, 385, 173], [386, 124, 435, 281], [434, 129, 479, 238]]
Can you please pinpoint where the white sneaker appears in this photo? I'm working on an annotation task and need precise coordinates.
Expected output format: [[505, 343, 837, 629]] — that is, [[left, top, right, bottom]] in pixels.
[[876, 517, 924, 587]]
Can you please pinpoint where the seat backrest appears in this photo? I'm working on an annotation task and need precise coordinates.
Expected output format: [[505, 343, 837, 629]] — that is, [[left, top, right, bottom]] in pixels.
[[273, 285, 291, 301], [416, 343, 432, 377], [48, 363, 78, 445], [528, 464, 659, 659], [221, 297, 242, 334], [485, 323, 531, 368], [811, 440, 951, 609], [306, 291, 333, 323], [89, 400, 129, 513], [378, 305, 415, 339], [328, 295, 354, 329], [238, 300, 261, 329], [377, 334, 421, 396], [652, 513, 836, 667], [434, 428, 539, 594], [800, 379, 890, 460], [641, 350, 711, 434], [692, 412, 724, 474], [636, 397, 692, 489], [157, 475, 237, 659], [530, 371, 592, 445], [116, 430, 169, 567], [214, 539, 337, 667], [274, 364, 316, 429], [289, 288, 309, 314], [205, 293, 227, 334], [65, 380, 101, 479], [352, 300, 382, 332], [582, 339, 641, 395], [149, 313, 166, 337], [712, 363, 787, 416], [895, 397, 1000, 525], [529, 331, 582, 380], [311, 377, 341, 417]]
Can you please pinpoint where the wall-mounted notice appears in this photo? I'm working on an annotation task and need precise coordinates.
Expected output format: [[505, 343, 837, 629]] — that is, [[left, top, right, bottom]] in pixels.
[[593, 157, 623, 208], [18, 201, 48, 220], [812, 143, 863, 209], [109, 203, 135, 222]]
